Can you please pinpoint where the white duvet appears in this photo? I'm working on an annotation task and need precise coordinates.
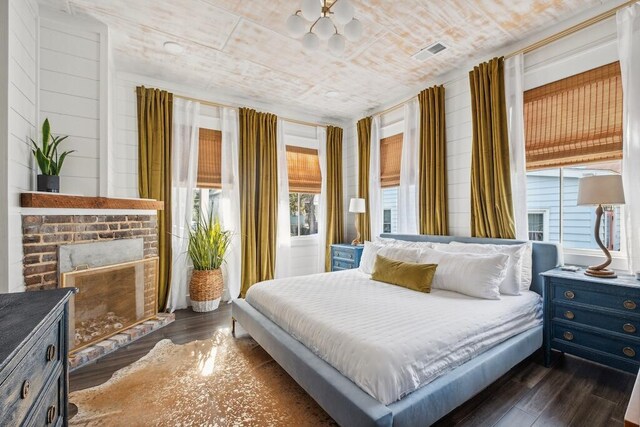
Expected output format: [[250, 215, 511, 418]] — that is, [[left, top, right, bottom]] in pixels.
[[245, 269, 542, 405]]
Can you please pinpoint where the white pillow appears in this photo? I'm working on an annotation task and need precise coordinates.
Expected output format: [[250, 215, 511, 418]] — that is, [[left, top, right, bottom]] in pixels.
[[435, 244, 526, 295], [449, 242, 532, 292], [359, 241, 385, 274], [378, 245, 421, 263], [374, 237, 434, 250], [417, 248, 509, 300]]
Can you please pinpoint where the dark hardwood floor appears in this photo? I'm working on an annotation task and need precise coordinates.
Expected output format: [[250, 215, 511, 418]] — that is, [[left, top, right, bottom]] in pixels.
[[70, 305, 636, 426]]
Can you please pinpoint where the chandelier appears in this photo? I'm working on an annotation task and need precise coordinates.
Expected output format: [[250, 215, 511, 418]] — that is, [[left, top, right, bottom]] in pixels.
[[286, 0, 363, 55]]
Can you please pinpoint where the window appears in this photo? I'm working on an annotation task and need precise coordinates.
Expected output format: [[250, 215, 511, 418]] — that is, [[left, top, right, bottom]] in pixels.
[[524, 62, 623, 251], [383, 209, 392, 233], [380, 133, 402, 231], [286, 146, 321, 237], [193, 128, 222, 225]]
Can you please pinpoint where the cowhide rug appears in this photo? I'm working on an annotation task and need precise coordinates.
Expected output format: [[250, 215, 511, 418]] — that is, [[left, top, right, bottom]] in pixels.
[[69, 330, 337, 426]]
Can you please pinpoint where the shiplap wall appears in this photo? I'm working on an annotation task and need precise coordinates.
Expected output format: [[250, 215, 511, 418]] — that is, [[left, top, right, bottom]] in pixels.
[[38, 10, 107, 197], [5, 0, 38, 293]]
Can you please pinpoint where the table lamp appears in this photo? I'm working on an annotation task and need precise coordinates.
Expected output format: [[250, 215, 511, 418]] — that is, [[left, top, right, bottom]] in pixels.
[[349, 198, 366, 245], [577, 174, 625, 278]]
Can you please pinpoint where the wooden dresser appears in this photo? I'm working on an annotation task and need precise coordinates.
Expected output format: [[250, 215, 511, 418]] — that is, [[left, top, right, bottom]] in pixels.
[[0, 288, 74, 426], [542, 268, 640, 373], [330, 244, 364, 271]]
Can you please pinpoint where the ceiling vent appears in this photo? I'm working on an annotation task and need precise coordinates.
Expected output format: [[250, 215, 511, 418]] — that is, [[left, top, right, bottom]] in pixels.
[[412, 42, 448, 61]]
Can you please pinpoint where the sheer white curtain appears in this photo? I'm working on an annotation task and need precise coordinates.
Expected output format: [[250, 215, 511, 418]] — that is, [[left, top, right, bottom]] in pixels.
[[368, 116, 383, 238], [168, 98, 200, 311], [397, 98, 419, 234], [275, 118, 291, 278], [316, 126, 328, 272], [220, 107, 241, 301], [617, 3, 640, 273], [505, 53, 529, 240]]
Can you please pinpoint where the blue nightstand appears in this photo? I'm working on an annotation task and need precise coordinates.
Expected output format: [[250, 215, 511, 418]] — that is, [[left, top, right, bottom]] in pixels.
[[542, 268, 640, 373], [330, 244, 364, 271]]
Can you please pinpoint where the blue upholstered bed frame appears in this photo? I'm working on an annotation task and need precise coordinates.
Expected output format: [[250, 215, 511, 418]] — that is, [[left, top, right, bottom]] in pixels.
[[232, 235, 562, 426]]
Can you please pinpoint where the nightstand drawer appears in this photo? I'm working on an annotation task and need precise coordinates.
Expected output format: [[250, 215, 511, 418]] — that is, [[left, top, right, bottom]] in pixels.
[[333, 248, 356, 261], [553, 304, 640, 336], [553, 323, 640, 362], [25, 371, 63, 427], [333, 259, 356, 270], [553, 281, 640, 313]]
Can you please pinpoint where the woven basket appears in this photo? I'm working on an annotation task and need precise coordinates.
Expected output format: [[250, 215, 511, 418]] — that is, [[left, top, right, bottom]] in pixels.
[[189, 269, 223, 312]]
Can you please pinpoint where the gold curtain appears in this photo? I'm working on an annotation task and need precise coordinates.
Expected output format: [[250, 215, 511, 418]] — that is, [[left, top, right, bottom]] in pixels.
[[239, 108, 278, 297], [468, 57, 516, 239], [325, 126, 344, 271], [136, 86, 173, 311], [356, 117, 372, 242], [418, 86, 449, 235]]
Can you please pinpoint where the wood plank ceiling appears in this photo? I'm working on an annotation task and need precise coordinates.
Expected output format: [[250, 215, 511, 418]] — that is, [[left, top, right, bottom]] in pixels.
[[38, 0, 604, 121]]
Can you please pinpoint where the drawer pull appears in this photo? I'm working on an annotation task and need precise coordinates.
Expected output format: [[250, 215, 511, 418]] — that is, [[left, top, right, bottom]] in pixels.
[[623, 300, 637, 310], [564, 290, 575, 300], [623, 323, 637, 334], [46, 405, 56, 424], [564, 311, 575, 320], [46, 344, 56, 362], [623, 347, 636, 358], [21, 380, 30, 399], [563, 331, 574, 341]]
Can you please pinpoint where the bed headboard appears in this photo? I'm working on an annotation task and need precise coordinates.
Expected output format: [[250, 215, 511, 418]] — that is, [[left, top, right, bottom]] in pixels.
[[380, 234, 562, 296]]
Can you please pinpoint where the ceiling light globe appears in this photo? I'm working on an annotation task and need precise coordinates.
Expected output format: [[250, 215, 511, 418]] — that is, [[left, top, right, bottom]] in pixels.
[[286, 14, 307, 38], [302, 32, 320, 51], [344, 18, 363, 41], [301, 0, 322, 21], [332, 0, 354, 25], [314, 16, 334, 40], [328, 33, 345, 56]]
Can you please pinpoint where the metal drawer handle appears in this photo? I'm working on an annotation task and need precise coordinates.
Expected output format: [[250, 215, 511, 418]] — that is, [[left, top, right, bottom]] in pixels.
[[623, 300, 637, 310], [563, 331, 574, 341], [21, 380, 30, 399], [564, 311, 575, 320], [564, 290, 575, 300], [46, 344, 56, 362], [623, 323, 637, 334], [623, 347, 636, 358], [46, 405, 56, 424]]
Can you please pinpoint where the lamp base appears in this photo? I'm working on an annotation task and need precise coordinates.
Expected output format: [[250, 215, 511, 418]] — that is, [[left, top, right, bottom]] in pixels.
[[351, 238, 361, 246], [584, 268, 617, 278]]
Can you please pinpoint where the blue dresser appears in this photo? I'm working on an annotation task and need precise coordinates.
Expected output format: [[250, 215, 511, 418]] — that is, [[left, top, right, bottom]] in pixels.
[[0, 288, 74, 426], [330, 244, 364, 271], [542, 268, 640, 373]]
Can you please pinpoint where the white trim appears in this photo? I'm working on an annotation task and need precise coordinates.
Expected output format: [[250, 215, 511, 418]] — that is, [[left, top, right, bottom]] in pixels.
[[0, 1, 9, 292]]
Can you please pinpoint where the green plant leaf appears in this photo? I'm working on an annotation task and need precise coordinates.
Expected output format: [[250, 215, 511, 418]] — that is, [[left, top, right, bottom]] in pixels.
[[42, 118, 50, 155], [35, 149, 51, 175], [49, 135, 69, 156], [55, 150, 74, 175]]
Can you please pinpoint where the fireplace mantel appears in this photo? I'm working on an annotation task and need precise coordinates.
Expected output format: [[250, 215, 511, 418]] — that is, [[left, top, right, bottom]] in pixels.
[[21, 192, 164, 210]]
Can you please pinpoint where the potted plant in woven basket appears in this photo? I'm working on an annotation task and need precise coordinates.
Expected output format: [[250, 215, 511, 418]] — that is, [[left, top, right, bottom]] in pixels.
[[187, 211, 232, 312]]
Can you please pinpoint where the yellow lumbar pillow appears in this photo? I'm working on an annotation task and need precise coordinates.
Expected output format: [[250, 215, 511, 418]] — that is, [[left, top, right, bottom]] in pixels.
[[371, 254, 437, 293]]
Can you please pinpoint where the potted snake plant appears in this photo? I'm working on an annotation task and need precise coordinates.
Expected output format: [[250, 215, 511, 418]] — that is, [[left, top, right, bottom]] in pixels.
[[187, 211, 232, 312], [30, 118, 74, 193]]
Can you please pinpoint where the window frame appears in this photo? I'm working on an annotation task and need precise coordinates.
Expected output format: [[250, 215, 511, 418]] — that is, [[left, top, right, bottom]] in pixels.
[[289, 191, 320, 244], [527, 209, 549, 242]]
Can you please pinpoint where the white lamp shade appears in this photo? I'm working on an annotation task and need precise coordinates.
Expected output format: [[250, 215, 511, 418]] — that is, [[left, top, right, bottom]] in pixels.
[[314, 16, 334, 40], [302, 32, 320, 51], [332, 0, 354, 25], [577, 174, 625, 206], [286, 14, 307, 38], [301, 0, 322, 21], [328, 33, 345, 56], [344, 18, 363, 41], [349, 198, 366, 213]]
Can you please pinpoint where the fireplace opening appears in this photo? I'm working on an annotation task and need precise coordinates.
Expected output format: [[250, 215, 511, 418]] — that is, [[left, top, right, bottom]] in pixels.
[[61, 257, 159, 352]]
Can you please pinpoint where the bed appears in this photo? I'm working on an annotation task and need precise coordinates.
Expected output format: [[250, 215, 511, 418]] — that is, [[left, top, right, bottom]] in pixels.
[[232, 235, 561, 426]]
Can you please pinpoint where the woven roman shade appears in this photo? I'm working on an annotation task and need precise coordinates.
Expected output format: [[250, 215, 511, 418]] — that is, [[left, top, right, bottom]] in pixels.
[[524, 61, 623, 170], [286, 145, 321, 193], [197, 128, 222, 189], [380, 133, 402, 188]]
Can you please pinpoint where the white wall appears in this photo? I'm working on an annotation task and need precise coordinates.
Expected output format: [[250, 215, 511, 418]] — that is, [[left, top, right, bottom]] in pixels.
[[38, 9, 109, 197], [5, 0, 39, 293]]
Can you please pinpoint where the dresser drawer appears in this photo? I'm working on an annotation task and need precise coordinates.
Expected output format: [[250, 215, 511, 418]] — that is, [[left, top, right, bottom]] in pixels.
[[25, 371, 63, 427], [552, 281, 640, 313], [553, 323, 640, 362], [333, 248, 356, 261], [553, 304, 640, 337], [333, 259, 356, 270], [0, 316, 63, 425]]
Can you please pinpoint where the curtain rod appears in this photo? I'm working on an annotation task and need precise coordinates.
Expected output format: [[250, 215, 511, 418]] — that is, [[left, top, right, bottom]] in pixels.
[[135, 89, 332, 129], [371, 0, 635, 120]]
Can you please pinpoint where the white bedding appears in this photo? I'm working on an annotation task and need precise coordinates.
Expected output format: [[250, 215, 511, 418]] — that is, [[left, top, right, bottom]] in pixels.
[[245, 269, 542, 405]]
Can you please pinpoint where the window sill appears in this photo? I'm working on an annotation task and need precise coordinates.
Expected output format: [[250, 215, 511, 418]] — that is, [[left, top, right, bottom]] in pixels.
[[562, 247, 629, 272]]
